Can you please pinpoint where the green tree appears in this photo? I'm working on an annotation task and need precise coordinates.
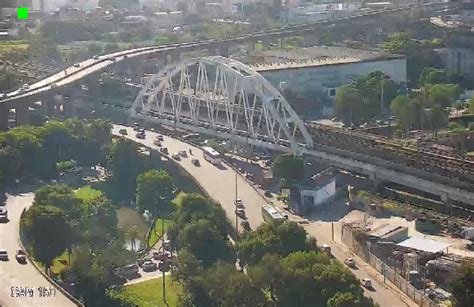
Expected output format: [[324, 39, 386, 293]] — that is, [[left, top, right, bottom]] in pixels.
[[22, 205, 70, 274], [179, 219, 235, 267], [34, 184, 80, 212], [469, 97, 474, 114], [426, 84, 462, 108], [419, 67, 450, 86], [87, 43, 103, 56], [237, 220, 316, 265], [272, 154, 304, 182], [136, 169, 174, 216], [450, 260, 474, 307], [390, 95, 416, 133], [383, 32, 414, 55], [107, 138, 146, 200], [335, 84, 363, 124], [327, 292, 368, 307], [427, 105, 448, 135]]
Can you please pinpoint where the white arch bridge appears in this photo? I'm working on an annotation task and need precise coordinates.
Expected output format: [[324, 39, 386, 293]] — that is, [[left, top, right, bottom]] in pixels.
[[130, 56, 474, 206], [131, 56, 313, 153]]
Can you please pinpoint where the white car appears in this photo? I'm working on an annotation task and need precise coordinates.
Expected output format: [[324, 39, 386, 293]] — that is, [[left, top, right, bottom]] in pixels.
[[172, 153, 181, 160], [344, 257, 356, 268], [0, 208, 8, 222], [178, 150, 187, 157], [93, 55, 99, 60], [73, 63, 81, 68]]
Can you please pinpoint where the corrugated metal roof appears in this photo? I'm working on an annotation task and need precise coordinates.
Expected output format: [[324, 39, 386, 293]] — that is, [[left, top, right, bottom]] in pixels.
[[397, 237, 450, 254]]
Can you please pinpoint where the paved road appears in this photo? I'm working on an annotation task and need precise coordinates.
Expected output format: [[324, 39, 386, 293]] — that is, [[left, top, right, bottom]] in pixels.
[[0, 192, 74, 307], [303, 216, 417, 307], [112, 125, 267, 231], [113, 125, 417, 306]]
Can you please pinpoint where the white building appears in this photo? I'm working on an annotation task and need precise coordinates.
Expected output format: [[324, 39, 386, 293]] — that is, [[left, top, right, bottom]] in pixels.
[[251, 46, 407, 101], [291, 168, 337, 213]]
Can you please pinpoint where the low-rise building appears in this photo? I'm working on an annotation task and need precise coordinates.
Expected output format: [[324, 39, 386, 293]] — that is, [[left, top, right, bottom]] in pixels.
[[251, 46, 406, 117], [292, 168, 337, 213]]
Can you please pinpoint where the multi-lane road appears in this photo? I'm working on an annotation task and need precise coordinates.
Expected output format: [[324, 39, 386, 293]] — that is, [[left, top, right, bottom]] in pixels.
[[114, 124, 416, 307], [111, 125, 267, 230], [0, 191, 74, 307]]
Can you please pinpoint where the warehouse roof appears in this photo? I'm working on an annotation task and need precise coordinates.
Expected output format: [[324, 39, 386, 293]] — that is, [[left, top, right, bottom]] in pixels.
[[397, 237, 450, 254]]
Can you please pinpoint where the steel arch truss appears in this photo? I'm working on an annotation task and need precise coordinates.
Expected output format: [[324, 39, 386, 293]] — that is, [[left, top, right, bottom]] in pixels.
[[131, 56, 313, 151]]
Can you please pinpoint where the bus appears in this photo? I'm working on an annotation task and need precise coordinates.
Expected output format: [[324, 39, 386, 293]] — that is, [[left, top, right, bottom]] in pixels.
[[202, 146, 221, 165], [262, 204, 286, 222]]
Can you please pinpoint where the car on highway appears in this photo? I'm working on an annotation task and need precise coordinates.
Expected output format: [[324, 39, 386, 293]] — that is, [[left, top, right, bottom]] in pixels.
[[191, 159, 200, 166], [361, 278, 372, 289], [119, 129, 128, 135], [172, 153, 181, 160], [93, 55, 99, 60], [235, 208, 246, 219], [0, 93, 6, 99], [179, 150, 187, 157], [74, 63, 81, 68], [153, 140, 162, 147], [321, 244, 331, 255], [136, 132, 145, 139], [22, 84, 30, 90], [15, 250, 27, 263], [160, 147, 169, 155], [0, 207, 8, 222], [344, 257, 356, 268], [0, 249, 8, 261], [156, 134, 164, 141], [142, 260, 158, 272]]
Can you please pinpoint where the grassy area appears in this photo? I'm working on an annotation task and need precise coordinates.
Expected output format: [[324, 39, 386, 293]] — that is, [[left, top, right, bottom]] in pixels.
[[148, 218, 172, 248], [114, 276, 182, 307], [0, 40, 28, 56], [75, 185, 103, 202], [35, 250, 70, 275]]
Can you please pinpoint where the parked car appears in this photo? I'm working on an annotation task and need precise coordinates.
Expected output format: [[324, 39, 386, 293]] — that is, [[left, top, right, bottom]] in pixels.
[[119, 129, 128, 135], [137, 257, 151, 267], [0, 249, 8, 261], [179, 150, 187, 157], [15, 250, 27, 263], [73, 63, 81, 68], [172, 153, 181, 160], [0, 208, 8, 222], [191, 159, 200, 166], [344, 257, 356, 268], [93, 55, 99, 60], [361, 278, 372, 289], [235, 208, 246, 219], [321, 244, 331, 255], [264, 191, 273, 198], [142, 260, 158, 272]]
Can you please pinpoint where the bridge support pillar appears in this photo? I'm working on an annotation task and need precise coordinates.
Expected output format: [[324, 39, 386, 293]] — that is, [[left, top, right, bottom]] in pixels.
[[207, 47, 217, 56], [219, 43, 229, 58], [0, 104, 9, 131], [246, 40, 255, 54], [167, 51, 181, 64], [15, 103, 29, 126]]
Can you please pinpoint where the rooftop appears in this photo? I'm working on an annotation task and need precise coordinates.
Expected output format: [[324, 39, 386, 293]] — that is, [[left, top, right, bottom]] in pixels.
[[397, 236, 451, 254]]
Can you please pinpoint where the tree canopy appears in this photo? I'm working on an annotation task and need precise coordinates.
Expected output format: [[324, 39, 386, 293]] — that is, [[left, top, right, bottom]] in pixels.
[[136, 169, 174, 216], [272, 154, 305, 182], [450, 260, 474, 307]]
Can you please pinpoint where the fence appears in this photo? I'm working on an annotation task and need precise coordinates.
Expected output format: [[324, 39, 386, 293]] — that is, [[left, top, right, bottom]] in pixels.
[[368, 251, 439, 307]]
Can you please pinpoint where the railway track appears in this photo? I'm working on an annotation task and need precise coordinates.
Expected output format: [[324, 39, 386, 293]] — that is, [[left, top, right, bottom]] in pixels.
[[304, 123, 474, 189]]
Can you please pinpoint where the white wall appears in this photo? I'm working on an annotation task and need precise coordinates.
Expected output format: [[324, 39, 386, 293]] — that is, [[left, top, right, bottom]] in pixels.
[[300, 179, 336, 207]]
